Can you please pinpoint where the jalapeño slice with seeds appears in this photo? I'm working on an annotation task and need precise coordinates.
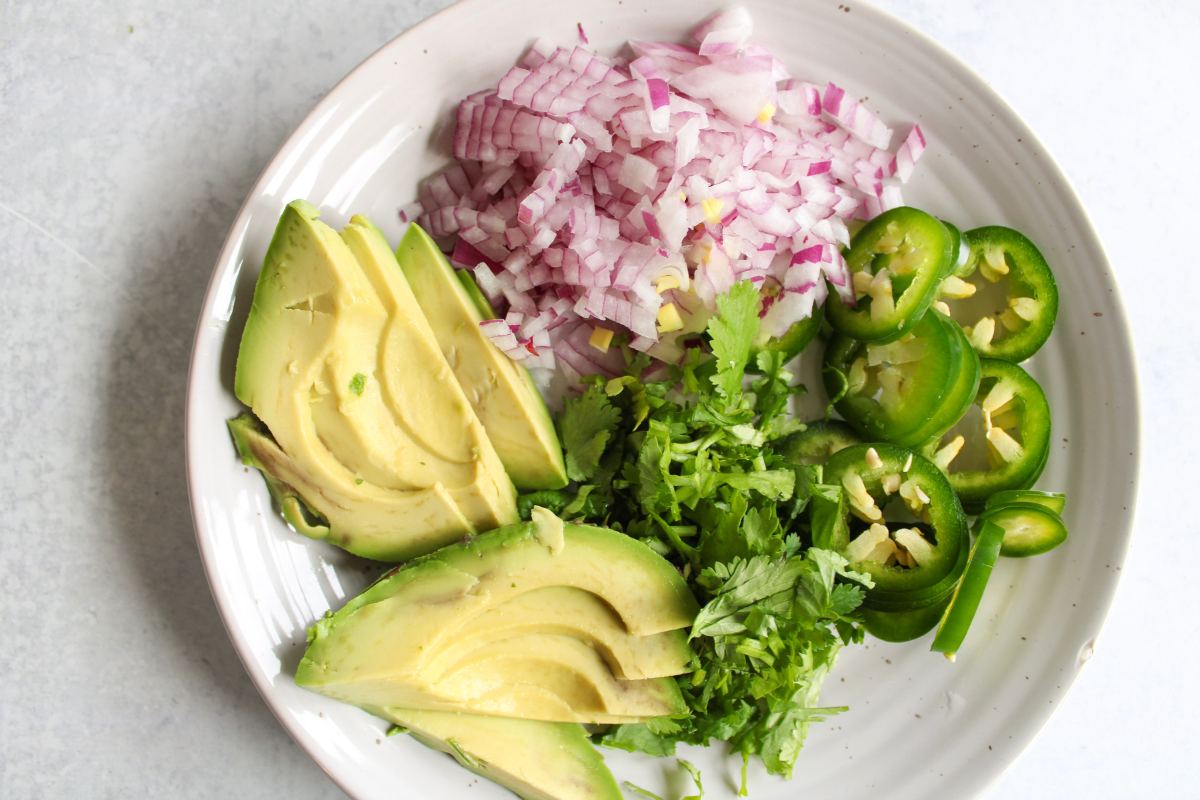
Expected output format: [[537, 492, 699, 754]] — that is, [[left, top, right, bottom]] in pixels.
[[823, 443, 968, 598], [938, 226, 1059, 362], [924, 358, 1051, 511], [862, 534, 968, 613], [826, 207, 955, 342], [823, 311, 964, 448]]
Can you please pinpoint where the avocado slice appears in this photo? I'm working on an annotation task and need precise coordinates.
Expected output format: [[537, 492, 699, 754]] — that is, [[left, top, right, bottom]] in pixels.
[[396, 224, 568, 491], [232, 202, 517, 561], [296, 511, 698, 722], [423, 586, 692, 680], [379, 710, 621, 800], [330, 630, 685, 722], [429, 632, 686, 718]]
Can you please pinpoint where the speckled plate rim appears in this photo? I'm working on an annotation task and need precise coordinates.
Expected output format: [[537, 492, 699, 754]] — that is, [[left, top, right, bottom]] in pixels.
[[184, 1, 1140, 797]]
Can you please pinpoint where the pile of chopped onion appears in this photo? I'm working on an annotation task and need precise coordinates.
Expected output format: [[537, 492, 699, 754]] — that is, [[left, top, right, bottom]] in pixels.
[[411, 7, 926, 378]]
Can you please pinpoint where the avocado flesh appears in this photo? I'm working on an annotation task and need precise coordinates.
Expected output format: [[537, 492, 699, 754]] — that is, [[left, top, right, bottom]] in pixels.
[[429, 633, 686, 718], [397, 223, 567, 491], [232, 202, 517, 560], [377, 709, 622, 800], [423, 586, 692, 680], [321, 632, 684, 722], [296, 517, 697, 722]]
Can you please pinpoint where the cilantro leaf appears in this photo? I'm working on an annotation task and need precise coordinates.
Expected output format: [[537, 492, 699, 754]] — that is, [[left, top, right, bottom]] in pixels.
[[690, 556, 810, 638], [740, 504, 783, 555], [598, 721, 679, 757], [605, 375, 652, 429], [559, 384, 622, 481], [829, 582, 867, 617], [707, 281, 761, 401]]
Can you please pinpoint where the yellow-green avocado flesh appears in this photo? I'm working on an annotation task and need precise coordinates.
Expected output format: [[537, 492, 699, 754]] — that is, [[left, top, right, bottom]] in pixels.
[[396, 223, 568, 491], [295, 511, 698, 723], [377, 709, 621, 800], [231, 202, 517, 561]]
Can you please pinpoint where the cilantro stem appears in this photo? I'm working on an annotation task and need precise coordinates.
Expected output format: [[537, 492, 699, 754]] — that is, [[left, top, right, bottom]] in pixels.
[[650, 512, 700, 567]]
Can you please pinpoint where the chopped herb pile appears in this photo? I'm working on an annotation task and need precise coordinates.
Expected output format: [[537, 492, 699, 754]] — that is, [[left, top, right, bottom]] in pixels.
[[519, 282, 872, 785]]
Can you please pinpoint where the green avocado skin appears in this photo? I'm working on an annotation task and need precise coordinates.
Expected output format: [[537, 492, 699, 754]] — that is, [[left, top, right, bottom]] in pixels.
[[227, 413, 330, 539]]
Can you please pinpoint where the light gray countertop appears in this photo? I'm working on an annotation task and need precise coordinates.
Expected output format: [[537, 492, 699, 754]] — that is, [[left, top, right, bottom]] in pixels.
[[2, 1, 1195, 797]]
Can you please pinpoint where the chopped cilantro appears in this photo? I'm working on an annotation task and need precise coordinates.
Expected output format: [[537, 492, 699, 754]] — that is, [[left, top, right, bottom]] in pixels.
[[523, 283, 867, 784]]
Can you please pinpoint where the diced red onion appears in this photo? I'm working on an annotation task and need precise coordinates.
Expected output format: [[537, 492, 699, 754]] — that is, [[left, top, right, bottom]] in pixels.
[[410, 7, 928, 375]]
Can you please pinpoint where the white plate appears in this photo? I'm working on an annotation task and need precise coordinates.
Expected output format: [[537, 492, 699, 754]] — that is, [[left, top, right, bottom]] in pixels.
[[185, 1, 1139, 797]]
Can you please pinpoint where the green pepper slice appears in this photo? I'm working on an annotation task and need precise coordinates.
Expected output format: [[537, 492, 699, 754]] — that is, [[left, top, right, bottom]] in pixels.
[[823, 311, 963, 447], [931, 519, 1007, 659], [940, 219, 971, 279], [863, 595, 951, 642], [984, 489, 1066, 516], [937, 226, 1059, 362], [923, 358, 1051, 511], [780, 420, 862, 466], [826, 207, 954, 342], [979, 502, 1069, 558], [822, 443, 967, 597], [898, 314, 982, 446]]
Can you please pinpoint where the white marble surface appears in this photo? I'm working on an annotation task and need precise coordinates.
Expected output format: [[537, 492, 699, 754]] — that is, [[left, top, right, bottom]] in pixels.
[[0, 1, 1194, 797]]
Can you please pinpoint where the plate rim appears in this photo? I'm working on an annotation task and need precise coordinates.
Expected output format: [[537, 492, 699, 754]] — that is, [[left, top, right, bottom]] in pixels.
[[184, 1, 1142, 796]]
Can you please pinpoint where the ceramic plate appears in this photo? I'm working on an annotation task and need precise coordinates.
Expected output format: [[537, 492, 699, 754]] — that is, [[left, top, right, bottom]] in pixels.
[[185, 1, 1139, 797]]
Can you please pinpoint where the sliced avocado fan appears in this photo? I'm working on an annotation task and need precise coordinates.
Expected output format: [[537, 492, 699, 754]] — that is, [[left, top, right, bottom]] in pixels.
[[231, 202, 517, 561], [396, 223, 568, 491], [295, 509, 697, 723], [297, 509, 697, 799]]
